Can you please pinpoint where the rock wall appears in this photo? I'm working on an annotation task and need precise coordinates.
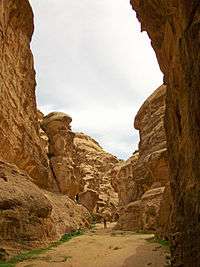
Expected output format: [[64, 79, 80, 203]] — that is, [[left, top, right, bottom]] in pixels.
[[134, 85, 169, 187], [131, 1, 200, 265], [114, 85, 170, 232], [0, 161, 90, 259], [41, 112, 79, 198], [0, 0, 52, 189], [74, 133, 119, 217], [0, 2, 91, 257], [111, 153, 139, 207]]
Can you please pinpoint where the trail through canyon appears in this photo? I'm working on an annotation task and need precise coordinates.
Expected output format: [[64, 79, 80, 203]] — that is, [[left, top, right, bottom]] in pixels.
[[16, 224, 168, 267]]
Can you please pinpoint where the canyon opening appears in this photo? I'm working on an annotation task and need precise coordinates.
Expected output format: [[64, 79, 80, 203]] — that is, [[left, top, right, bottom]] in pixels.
[[0, 1, 199, 267]]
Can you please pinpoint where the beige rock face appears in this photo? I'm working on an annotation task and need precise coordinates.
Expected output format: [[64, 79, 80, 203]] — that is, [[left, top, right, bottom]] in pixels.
[[114, 86, 169, 231], [0, 161, 90, 258], [37, 110, 49, 154], [0, 161, 53, 250], [134, 85, 169, 187], [158, 183, 172, 240], [44, 192, 91, 237], [140, 187, 165, 231], [116, 201, 142, 231], [131, 1, 200, 265], [79, 189, 99, 212], [116, 186, 165, 232], [74, 133, 119, 216], [0, 0, 52, 189], [112, 153, 139, 206], [41, 112, 79, 199]]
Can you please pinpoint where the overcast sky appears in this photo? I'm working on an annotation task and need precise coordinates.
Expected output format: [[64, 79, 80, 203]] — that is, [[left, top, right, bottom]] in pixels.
[[29, 0, 163, 159]]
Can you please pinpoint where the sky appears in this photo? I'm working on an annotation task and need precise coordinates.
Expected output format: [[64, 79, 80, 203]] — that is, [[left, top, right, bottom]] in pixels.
[[29, 0, 163, 160]]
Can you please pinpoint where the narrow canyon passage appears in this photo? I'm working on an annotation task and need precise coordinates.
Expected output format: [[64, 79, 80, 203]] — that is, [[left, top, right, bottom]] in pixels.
[[1, 1, 200, 266], [16, 224, 168, 267]]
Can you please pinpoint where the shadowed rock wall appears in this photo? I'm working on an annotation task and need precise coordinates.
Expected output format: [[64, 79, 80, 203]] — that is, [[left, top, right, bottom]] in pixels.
[[131, 1, 200, 266]]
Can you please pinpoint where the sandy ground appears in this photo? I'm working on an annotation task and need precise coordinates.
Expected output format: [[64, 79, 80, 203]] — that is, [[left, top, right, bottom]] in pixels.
[[16, 223, 169, 267]]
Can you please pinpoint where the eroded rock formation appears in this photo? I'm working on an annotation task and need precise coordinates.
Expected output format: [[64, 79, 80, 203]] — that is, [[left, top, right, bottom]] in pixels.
[[114, 85, 170, 232], [0, 161, 90, 258], [79, 189, 99, 212], [131, 1, 200, 265], [0, 0, 52, 189], [74, 133, 120, 218], [134, 85, 169, 187], [41, 112, 79, 198]]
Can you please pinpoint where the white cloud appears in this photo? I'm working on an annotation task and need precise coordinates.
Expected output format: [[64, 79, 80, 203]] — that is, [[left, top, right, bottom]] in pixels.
[[30, 0, 163, 159]]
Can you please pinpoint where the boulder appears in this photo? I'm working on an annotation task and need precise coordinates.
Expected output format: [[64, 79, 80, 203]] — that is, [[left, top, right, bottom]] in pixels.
[[115, 201, 142, 231], [0, 161, 90, 257], [79, 189, 99, 212]]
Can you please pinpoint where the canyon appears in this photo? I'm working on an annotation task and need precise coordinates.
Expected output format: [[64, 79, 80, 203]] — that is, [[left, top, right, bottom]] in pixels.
[[0, 1, 199, 267]]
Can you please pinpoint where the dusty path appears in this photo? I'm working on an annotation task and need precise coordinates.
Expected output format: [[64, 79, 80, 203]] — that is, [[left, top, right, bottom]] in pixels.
[[17, 223, 169, 267]]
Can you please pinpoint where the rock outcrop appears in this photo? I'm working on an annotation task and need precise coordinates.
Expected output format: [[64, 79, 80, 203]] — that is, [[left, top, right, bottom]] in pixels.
[[114, 85, 170, 232], [79, 189, 99, 212], [0, 0, 53, 189], [157, 182, 172, 240], [41, 112, 79, 199], [134, 85, 169, 187], [111, 153, 140, 207], [140, 186, 165, 231], [74, 133, 120, 218], [116, 200, 142, 231], [0, 161, 90, 258], [131, 1, 200, 265]]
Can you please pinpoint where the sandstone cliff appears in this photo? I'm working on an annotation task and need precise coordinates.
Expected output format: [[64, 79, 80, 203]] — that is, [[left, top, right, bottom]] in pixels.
[[0, 0, 56, 190], [131, 1, 200, 265], [0, 1, 90, 257], [114, 85, 170, 233], [74, 132, 120, 218]]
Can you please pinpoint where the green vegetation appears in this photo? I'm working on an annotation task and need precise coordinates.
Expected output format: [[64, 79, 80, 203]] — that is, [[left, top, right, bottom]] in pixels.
[[147, 236, 170, 248], [0, 229, 83, 267], [146, 237, 171, 266], [0, 262, 14, 267]]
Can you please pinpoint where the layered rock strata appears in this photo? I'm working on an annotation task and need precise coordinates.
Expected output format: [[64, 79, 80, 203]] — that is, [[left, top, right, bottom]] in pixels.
[[74, 133, 120, 218], [41, 112, 79, 199], [131, 1, 200, 265], [0, 0, 53, 189], [114, 85, 170, 232]]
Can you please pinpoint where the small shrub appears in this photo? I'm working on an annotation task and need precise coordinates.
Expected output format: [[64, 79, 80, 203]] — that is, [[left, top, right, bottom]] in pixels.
[[147, 236, 170, 248]]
